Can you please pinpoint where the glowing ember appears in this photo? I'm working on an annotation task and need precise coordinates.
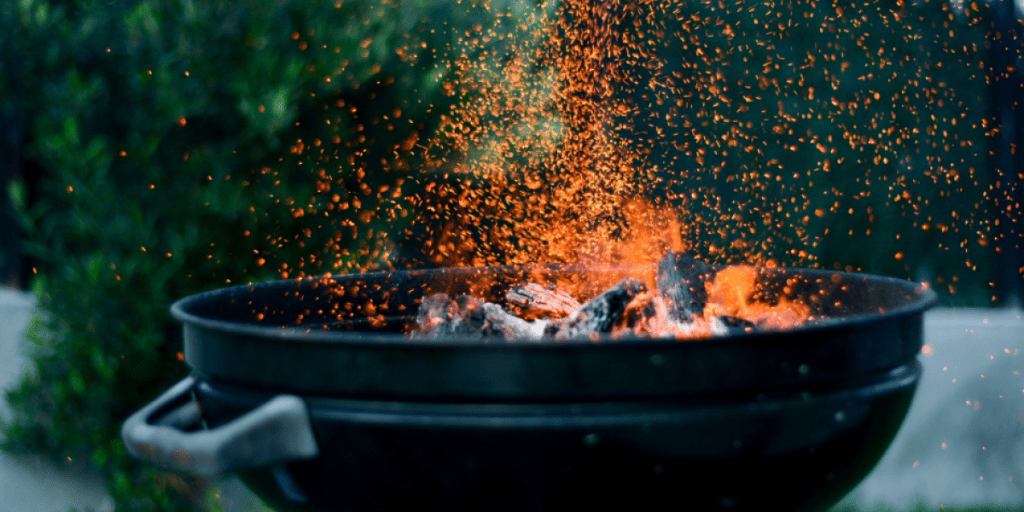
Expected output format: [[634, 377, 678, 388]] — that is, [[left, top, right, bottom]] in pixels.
[[247, 0, 1017, 307], [399, 0, 1011, 297], [410, 252, 811, 341]]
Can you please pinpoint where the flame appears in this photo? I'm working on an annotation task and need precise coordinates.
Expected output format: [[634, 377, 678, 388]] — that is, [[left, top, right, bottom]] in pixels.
[[639, 295, 720, 340], [605, 265, 812, 340], [705, 266, 811, 330]]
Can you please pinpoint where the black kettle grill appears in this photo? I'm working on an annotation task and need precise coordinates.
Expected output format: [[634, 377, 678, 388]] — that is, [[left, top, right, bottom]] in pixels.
[[122, 264, 936, 511]]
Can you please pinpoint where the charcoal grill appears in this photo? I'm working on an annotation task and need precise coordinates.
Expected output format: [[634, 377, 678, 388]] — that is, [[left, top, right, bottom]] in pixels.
[[122, 264, 936, 511]]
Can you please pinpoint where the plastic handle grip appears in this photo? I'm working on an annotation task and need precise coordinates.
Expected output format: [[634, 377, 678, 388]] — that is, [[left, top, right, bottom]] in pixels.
[[120, 376, 319, 476]]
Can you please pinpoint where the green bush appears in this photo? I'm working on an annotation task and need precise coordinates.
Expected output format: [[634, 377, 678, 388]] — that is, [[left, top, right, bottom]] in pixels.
[[0, 0, 469, 509]]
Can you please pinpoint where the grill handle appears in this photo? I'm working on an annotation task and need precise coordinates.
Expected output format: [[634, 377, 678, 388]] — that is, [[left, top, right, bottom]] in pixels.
[[120, 376, 319, 476]]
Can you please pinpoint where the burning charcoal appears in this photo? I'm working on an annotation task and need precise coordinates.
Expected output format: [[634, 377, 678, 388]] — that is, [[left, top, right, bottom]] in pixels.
[[481, 302, 549, 340], [450, 295, 488, 335], [560, 278, 647, 338], [412, 292, 557, 341], [411, 293, 488, 338], [411, 293, 453, 338], [541, 319, 567, 338], [410, 253, 793, 342], [710, 315, 756, 335], [656, 250, 715, 323], [615, 292, 657, 335], [506, 282, 582, 317]]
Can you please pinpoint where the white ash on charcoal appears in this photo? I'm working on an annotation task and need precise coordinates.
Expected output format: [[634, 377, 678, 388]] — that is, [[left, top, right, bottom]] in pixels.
[[411, 252, 768, 341], [543, 277, 648, 339], [506, 282, 581, 318], [411, 278, 648, 341], [410, 293, 549, 340]]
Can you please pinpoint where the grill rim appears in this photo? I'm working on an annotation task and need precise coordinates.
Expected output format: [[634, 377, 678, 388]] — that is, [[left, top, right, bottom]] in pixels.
[[171, 264, 937, 401]]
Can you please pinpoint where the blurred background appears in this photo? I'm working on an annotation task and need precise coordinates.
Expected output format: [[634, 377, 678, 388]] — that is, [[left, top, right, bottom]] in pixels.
[[0, 0, 1021, 510]]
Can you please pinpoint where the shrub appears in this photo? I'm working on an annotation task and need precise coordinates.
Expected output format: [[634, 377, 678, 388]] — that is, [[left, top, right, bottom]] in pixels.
[[0, 0, 466, 509]]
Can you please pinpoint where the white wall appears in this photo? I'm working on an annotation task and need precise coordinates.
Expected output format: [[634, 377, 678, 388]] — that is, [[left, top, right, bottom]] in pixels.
[[0, 289, 112, 512], [840, 308, 1024, 509]]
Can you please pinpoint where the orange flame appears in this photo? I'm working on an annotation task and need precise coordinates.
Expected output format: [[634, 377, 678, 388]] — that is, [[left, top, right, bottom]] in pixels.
[[705, 266, 811, 330]]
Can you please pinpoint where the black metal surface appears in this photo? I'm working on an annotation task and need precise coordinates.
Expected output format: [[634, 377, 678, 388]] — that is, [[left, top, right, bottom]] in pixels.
[[195, 361, 920, 512], [173, 265, 936, 401], [146, 265, 939, 511]]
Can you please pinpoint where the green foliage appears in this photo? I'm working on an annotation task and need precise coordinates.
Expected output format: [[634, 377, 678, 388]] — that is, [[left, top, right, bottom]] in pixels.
[[0, 0, 464, 509]]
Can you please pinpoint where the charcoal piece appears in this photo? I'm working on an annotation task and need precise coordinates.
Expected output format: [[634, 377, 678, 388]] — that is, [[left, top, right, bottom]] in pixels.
[[450, 295, 487, 334], [411, 293, 488, 338], [656, 250, 715, 323], [412, 292, 557, 340], [560, 277, 647, 338], [711, 314, 756, 335], [506, 283, 581, 317], [481, 302, 548, 340], [542, 319, 568, 338], [411, 293, 454, 338], [615, 292, 657, 334]]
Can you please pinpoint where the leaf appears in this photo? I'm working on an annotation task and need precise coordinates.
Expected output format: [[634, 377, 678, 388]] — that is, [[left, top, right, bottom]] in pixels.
[[6, 178, 26, 209], [112, 469, 130, 495], [271, 86, 290, 118], [60, 117, 80, 149], [125, 1, 160, 38], [91, 447, 108, 468], [86, 253, 104, 284], [91, 345, 113, 381]]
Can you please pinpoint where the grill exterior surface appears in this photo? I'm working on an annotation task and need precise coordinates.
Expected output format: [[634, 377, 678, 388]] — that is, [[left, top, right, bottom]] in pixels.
[[124, 265, 936, 511]]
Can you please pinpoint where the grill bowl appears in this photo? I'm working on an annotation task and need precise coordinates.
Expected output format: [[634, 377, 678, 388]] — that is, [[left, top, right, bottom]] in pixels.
[[124, 264, 936, 511]]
